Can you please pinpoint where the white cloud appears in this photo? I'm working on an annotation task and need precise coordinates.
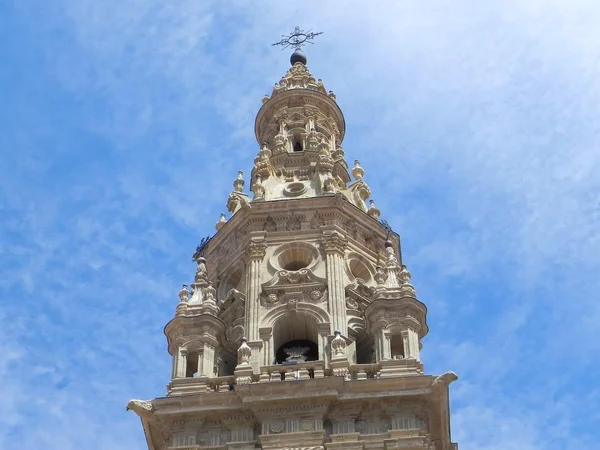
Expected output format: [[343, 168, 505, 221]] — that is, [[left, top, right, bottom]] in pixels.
[[1, 1, 599, 449]]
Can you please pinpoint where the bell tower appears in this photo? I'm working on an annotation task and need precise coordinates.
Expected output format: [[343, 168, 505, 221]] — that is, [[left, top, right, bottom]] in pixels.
[[128, 29, 458, 450]]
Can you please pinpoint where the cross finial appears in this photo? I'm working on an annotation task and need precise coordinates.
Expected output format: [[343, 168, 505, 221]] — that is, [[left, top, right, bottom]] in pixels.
[[272, 26, 323, 51]]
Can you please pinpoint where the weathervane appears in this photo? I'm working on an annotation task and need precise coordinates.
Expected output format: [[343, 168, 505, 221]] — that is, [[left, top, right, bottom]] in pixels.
[[272, 26, 323, 51], [192, 235, 212, 262]]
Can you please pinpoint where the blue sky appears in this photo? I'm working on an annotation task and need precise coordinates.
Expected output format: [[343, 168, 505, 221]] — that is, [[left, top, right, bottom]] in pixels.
[[1, 1, 599, 449]]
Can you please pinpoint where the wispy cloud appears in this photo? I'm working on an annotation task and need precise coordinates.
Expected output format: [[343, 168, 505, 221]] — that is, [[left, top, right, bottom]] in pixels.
[[1, 1, 598, 449]]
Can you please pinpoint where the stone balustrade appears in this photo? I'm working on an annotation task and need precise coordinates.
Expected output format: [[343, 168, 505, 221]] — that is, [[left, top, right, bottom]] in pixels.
[[167, 359, 423, 396]]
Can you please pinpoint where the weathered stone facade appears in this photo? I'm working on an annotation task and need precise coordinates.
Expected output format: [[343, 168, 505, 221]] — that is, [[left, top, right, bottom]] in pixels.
[[128, 50, 458, 450]]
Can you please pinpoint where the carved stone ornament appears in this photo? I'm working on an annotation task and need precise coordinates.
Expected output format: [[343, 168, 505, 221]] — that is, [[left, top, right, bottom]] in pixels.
[[195, 257, 208, 284], [244, 240, 268, 260], [126, 399, 153, 417], [252, 174, 265, 200], [178, 284, 189, 302], [367, 199, 381, 220], [215, 213, 227, 231], [331, 330, 347, 358], [237, 337, 252, 366], [263, 215, 277, 232], [345, 296, 358, 310], [322, 232, 347, 254], [351, 160, 365, 180], [374, 266, 386, 286], [283, 345, 310, 362], [233, 171, 245, 192], [310, 211, 325, 229], [270, 419, 285, 434]]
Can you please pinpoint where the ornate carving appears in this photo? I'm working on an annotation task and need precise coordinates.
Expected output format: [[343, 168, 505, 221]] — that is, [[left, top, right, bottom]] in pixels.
[[351, 160, 365, 180], [280, 269, 311, 284], [126, 399, 153, 416], [270, 419, 285, 434], [263, 215, 278, 232], [252, 174, 265, 200], [367, 200, 381, 220], [374, 266, 386, 286], [310, 211, 325, 229], [345, 296, 358, 310], [215, 213, 227, 231], [282, 345, 310, 362], [194, 257, 208, 284], [237, 337, 252, 366], [286, 213, 302, 231], [178, 284, 189, 302], [322, 232, 347, 254], [244, 240, 268, 260], [331, 330, 346, 358], [310, 289, 327, 303], [233, 171, 245, 192]]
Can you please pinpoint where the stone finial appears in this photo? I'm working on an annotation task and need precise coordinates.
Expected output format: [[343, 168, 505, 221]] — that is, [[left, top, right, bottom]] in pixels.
[[178, 284, 189, 302], [237, 337, 252, 366], [262, 94, 270, 104], [216, 213, 227, 231], [352, 160, 365, 180], [331, 330, 347, 358], [253, 174, 265, 200], [233, 171, 245, 193], [385, 240, 399, 267], [367, 200, 381, 220]]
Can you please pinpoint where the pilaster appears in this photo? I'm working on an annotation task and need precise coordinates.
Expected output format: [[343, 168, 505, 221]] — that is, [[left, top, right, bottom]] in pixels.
[[322, 229, 348, 335], [243, 234, 268, 343]]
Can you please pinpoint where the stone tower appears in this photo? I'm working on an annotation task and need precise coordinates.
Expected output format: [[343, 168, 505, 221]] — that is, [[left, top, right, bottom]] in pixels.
[[127, 48, 458, 450]]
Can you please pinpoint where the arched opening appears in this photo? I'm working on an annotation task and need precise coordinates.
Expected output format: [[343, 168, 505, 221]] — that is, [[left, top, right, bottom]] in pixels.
[[390, 334, 405, 360], [291, 131, 304, 152], [185, 351, 199, 377], [273, 313, 319, 365], [356, 332, 375, 364]]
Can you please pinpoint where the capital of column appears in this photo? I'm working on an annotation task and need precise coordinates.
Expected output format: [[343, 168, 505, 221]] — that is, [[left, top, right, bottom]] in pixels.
[[243, 240, 268, 261], [322, 231, 348, 255]]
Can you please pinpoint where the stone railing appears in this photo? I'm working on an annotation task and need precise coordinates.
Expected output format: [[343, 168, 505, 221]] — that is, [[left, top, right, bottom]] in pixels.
[[256, 360, 327, 382], [167, 358, 423, 396]]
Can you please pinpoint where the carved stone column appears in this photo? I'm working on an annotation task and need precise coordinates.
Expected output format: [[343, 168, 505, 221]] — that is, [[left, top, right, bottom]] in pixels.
[[259, 327, 273, 366], [223, 413, 256, 449], [196, 344, 217, 377], [406, 328, 420, 360], [326, 404, 363, 450], [243, 236, 268, 341], [244, 234, 268, 372], [174, 347, 187, 378], [322, 230, 348, 335]]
